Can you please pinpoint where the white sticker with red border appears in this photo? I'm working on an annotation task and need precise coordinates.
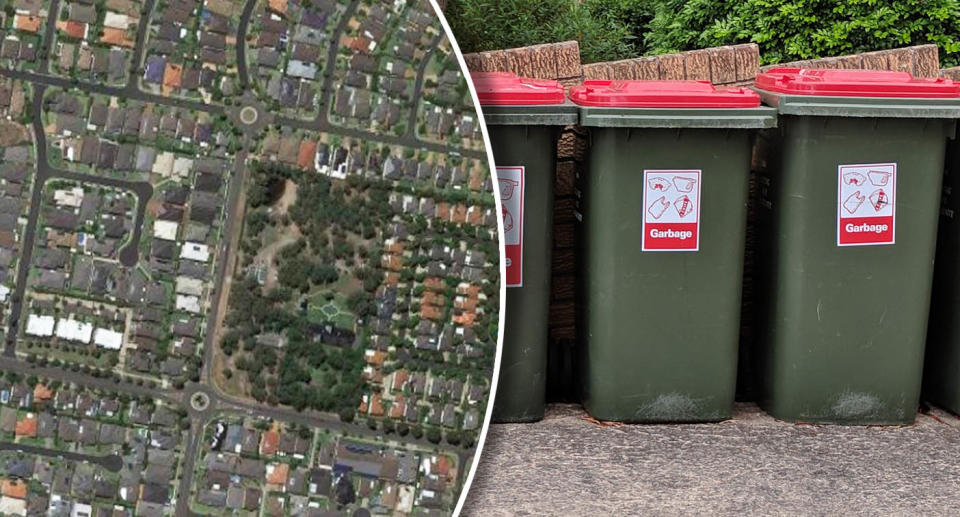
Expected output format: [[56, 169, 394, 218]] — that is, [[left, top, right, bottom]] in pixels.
[[497, 166, 524, 287], [642, 170, 701, 251], [837, 163, 896, 246]]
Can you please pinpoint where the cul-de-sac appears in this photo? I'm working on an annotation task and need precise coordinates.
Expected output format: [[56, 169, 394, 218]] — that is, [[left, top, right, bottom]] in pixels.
[[0, 0, 498, 515]]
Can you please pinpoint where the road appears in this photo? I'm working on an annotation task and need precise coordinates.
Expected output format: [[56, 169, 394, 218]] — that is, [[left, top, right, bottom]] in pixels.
[[198, 149, 248, 384], [406, 32, 445, 139], [0, 356, 174, 403], [235, 0, 258, 89], [316, 0, 361, 119], [173, 419, 204, 516], [4, 85, 47, 356], [0, 1, 481, 514], [37, 0, 61, 73], [126, 0, 158, 96]]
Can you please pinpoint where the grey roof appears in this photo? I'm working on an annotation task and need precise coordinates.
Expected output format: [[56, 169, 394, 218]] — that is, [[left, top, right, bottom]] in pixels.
[[98, 423, 127, 444], [135, 145, 156, 172], [147, 448, 177, 467], [37, 269, 67, 290], [68, 3, 97, 23]]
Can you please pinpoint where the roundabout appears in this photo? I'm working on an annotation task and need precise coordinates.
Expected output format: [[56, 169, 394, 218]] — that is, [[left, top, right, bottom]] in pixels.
[[189, 390, 211, 412], [239, 105, 259, 125]]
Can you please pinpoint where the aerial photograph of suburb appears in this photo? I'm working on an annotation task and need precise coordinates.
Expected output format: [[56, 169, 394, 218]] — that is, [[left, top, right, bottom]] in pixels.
[[0, 0, 500, 515]]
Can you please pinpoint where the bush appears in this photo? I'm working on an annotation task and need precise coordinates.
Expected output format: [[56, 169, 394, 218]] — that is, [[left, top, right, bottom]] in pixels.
[[644, 0, 960, 66], [448, 0, 960, 67], [447, 0, 654, 63]]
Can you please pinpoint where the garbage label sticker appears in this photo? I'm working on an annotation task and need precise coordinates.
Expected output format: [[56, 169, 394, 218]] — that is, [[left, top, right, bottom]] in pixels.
[[642, 170, 701, 251], [498, 166, 524, 286], [837, 163, 896, 246]]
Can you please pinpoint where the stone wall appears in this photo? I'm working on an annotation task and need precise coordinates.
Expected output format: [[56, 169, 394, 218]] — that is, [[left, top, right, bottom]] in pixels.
[[462, 41, 943, 85], [941, 66, 960, 80], [762, 45, 941, 78], [464, 41, 584, 86]]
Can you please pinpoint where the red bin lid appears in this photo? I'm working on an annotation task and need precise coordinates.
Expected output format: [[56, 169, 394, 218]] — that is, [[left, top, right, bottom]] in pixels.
[[568, 80, 761, 108], [471, 72, 566, 105], [754, 68, 960, 97]]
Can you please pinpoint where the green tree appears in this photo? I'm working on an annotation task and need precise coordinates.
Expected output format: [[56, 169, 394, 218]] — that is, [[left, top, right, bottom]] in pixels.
[[445, 430, 461, 446], [426, 426, 442, 444], [447, 0, 654, 63], [645, 0, 960, 66]]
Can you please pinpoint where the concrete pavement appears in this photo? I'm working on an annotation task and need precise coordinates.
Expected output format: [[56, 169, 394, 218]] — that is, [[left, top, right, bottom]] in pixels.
[[464, 403, 960, 516]]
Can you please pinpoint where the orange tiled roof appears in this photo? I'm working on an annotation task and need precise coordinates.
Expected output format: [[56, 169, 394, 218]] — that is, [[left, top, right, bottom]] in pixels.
[[388, 395, 405, 419], [435, 202, 450, 220], [101, 27, 133, 47], [457, 284, 480, 297], [432, 455, 451, 478], [1, 479, 27, 499], [14, 14, 42, 33], [33, 384, 53, 402], [267, 0, 287, 15], [163, 62, 183, 88], [467, 206, 483, 225], [297, 140, 317, 171], [265, 462, 289, 485], [259, 430, 279, 456], [365, 350, 386, 367], [57, 20, 87, 39], [392, 370, 409, 391], [451, 203, 468, 224], [453, 312, 476, 327], [347, 37, 370, 53], [469, 169, 484, 191], [369, 393, 385, 417], [14, 415, 36, 438]]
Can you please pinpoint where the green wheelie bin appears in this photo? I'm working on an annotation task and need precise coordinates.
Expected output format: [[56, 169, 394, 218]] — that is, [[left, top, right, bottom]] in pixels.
[[752, 68, 960, 424], [473, 72, 578, 422], [571, 80, 776, 422], [924, 126, 960, 415]]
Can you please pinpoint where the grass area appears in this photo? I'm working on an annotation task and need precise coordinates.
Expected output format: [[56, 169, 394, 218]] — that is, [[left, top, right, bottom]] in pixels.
[[309, 368, 327, 386], [307, 291, 356, 330], [23, 341, 117, 369]]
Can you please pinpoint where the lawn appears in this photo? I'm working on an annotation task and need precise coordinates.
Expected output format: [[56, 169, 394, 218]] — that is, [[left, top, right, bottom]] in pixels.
[[307, 291, 356, 331], [23, 341, 117, 369]]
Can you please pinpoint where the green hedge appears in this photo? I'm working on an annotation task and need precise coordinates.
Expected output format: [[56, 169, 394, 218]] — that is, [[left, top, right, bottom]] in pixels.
[[446, 0, 654, 64], [645, 0, 960, 67], [447, 0, 960, 67]]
